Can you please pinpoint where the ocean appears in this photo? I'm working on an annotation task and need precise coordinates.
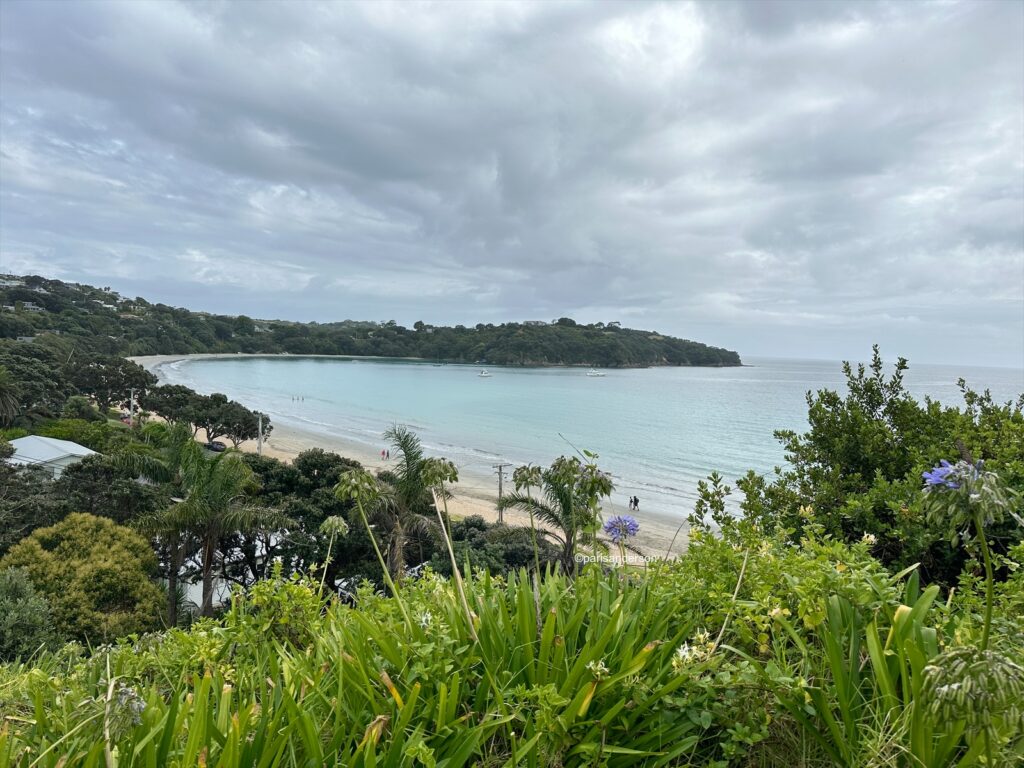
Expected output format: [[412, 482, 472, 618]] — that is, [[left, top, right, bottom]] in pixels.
[[153, 355, 1023, 526]]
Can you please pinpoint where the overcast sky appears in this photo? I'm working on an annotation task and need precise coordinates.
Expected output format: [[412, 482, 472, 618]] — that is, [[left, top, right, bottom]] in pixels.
[[1, 1, 1022, 368]]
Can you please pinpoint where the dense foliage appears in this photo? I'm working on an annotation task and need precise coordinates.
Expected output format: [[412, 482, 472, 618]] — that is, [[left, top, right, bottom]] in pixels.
[[2, 327, 1022, 765], [691, 346, 1024, 587], [0, 514, 164, 643], [0, 339, 270, 447], [1, 528, 1021, 766], [0, 567, 56, 663], [0, 274, 741, 367]]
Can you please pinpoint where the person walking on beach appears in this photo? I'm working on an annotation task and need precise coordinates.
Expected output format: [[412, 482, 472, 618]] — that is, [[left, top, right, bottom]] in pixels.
[[381, 449, 386, 460], [386, 449, 390, 460], [633, 495, 640, 511]]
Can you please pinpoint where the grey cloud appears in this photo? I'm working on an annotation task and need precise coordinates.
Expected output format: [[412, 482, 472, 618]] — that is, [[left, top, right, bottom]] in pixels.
[[0, 0, 1021, 368]]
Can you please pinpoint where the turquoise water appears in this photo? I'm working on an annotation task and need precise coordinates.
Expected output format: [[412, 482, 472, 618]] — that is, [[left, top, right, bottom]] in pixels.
[[156, 356, 1023, 525]]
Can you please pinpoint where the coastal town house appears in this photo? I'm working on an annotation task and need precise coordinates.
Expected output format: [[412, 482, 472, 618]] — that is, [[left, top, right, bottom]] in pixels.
[[5, 435, 96, 477]]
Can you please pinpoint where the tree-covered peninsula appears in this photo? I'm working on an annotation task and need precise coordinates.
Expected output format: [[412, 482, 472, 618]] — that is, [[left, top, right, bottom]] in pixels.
[[0, 275, 741, 367]]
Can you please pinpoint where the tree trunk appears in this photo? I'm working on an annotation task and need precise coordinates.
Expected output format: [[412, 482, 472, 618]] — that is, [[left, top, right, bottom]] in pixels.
[[564, 533, 577, 576], [200, 536, 215, 617], [167, 532, 182, 627]]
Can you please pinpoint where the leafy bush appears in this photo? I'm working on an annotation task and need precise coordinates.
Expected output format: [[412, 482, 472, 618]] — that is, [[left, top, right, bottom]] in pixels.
[[36, 417, 130, 452], [224, 562, 324, 647], [713, 346, 1024, 586], [5, 530, 1020, 766], [429, 515, 560, 576], [0, 513, 163, 643], [52, 454, 167, 524], [0, 567, 56, 662], [61, 395, 106, 422]]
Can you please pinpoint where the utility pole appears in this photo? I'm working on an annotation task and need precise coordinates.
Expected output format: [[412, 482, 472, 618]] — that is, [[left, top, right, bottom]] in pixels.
[[492, 462, 510, 523], [257, 413, 264, 456], [128, 388, 136, 426]]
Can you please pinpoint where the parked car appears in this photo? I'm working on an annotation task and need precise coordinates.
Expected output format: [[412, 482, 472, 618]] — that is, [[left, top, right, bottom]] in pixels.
[[204, 441, 227, 452]]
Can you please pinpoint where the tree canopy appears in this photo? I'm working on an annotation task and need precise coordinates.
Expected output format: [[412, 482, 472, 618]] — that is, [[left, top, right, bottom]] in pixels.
[[1, 275, 741, 367], [0, 513, 163, 643]]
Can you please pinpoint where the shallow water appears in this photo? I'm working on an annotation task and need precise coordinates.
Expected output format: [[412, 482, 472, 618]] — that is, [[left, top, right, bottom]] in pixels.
[[156, 355, 1023, 526]]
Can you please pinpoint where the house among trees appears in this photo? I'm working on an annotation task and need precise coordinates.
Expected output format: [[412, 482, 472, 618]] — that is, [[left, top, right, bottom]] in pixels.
[[5, 435, 97, 477]]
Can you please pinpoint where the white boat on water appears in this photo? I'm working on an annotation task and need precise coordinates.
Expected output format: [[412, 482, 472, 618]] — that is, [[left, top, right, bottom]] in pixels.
[[478, 370, 492, 377], [586, 369, 605, 377]]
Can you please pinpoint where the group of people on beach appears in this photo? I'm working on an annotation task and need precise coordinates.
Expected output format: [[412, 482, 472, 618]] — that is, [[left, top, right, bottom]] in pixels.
[[627, 495, 640, 511]]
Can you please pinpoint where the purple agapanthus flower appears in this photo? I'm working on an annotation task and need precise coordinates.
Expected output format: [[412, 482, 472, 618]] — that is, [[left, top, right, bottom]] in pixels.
[[923, 460, 959, 489], [923, 459, 984, 491], [604, 515, 640, 544]]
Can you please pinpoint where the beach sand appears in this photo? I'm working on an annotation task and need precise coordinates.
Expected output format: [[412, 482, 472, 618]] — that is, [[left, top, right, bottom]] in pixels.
[[132, 353, 689, 558]]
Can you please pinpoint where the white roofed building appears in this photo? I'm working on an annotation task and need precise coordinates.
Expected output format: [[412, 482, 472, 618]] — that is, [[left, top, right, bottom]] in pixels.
[[6, 435, 97, 477]]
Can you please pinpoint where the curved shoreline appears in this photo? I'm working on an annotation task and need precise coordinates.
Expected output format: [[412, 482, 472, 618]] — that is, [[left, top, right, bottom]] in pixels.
[[132, 353, 689, 557]]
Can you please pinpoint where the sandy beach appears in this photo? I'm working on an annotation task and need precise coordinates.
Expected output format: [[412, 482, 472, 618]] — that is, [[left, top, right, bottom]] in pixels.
[[132, 353, 689, 558]]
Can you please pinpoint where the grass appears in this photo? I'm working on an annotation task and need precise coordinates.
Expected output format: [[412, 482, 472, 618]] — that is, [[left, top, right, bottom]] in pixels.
[[1, 531, 1022, 767]]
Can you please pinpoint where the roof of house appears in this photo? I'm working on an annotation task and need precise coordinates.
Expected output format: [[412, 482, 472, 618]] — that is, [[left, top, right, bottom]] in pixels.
[[7, 435, 97, 467]]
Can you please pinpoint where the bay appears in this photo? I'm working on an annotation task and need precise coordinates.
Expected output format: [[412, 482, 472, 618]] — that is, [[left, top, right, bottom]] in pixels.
[[154, 355, 1023, 526]]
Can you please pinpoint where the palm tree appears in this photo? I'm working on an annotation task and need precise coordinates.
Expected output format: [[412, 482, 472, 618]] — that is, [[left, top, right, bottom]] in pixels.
[[0, 365, 22, 427], [121, 422, 288, 618], [371, 425, 442, 580], [164, 450, 289, 616], [512, 464, 543, 576], [115, 421, 199, 626], [498, 456, 613, 574]]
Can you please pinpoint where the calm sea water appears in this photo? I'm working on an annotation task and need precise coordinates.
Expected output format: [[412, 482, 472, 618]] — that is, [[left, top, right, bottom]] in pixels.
[[156, 356, 1023, 525]]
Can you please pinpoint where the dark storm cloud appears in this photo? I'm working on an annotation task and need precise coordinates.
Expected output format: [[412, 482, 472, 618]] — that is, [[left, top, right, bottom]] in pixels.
[[1, 0, 1021, 367]]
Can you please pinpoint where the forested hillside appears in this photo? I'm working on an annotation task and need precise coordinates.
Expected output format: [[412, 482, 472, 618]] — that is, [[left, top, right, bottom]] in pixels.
[[0, 275, 740, 367]]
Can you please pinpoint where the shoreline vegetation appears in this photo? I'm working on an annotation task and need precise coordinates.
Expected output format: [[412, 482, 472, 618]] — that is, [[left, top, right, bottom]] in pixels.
[[0, 274, 742, 369], [130, 353, 691, 558], [2, 278, 1023, 765]]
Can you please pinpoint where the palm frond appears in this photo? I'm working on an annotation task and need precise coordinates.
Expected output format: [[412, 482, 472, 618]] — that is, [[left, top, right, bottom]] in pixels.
[[220, 503, 294, 534], [498, 492, 567, 546], [383, 424, 426, 504], [112, 445, 175, 483]]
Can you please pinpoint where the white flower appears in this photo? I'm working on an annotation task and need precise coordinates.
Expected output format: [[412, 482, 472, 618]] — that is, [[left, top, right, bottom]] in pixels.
[[692, 628, 711, 646], [861, 533, 877, 546], [672, 643, 696, 672], [417, 611, 432, 629], [586, 659, 610, 680]]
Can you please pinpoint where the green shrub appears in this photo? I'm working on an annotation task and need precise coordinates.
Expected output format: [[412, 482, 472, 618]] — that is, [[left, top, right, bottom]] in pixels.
[[429, 515, 560, 576], [224, 562, 324, 647], [0, 567, 56, 662], [61, 395, 105, 422], [35, 418, 124, 452], [0, 513, 163, 643], [2, 528, 1021, 766]]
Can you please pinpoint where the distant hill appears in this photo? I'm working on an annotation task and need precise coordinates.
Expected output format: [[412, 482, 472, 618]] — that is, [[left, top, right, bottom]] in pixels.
[[0, 275, 741, 367]]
